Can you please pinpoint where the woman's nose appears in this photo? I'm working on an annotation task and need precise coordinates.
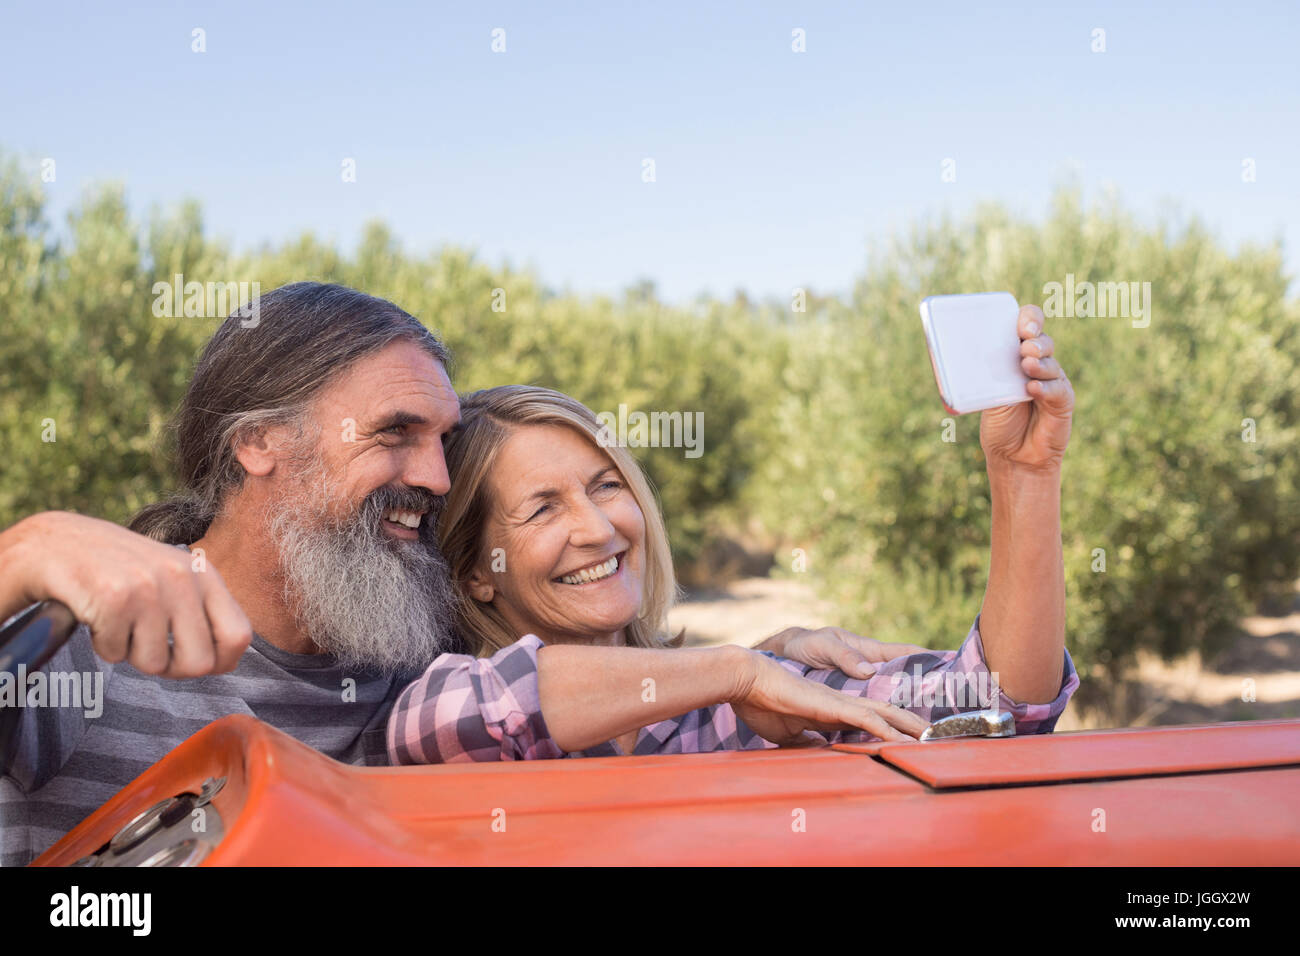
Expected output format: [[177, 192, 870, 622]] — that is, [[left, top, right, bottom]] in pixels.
[[567, 498, 616, 547]]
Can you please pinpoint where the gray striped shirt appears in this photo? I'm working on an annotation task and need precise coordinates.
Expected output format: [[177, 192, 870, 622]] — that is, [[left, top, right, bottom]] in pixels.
[[1, 620, 417, 866]]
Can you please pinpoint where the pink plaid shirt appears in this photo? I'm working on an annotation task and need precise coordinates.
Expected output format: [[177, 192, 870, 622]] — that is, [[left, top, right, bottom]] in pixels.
[[387, 614, 1079, 763]]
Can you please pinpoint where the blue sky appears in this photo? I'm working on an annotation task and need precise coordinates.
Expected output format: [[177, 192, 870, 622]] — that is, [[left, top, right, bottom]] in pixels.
[[3, 0, 1297, 302]]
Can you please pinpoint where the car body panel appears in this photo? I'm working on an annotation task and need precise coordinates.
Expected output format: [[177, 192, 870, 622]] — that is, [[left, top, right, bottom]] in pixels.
[[848, 720, 1300, 787], [31, 715, 1300, 866]]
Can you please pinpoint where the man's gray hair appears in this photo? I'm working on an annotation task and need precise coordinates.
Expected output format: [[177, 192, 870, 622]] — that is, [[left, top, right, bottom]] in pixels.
[[130, 282, 451, 544]]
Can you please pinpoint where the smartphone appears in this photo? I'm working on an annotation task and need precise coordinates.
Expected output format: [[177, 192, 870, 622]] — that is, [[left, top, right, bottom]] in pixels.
[[919, 292, 1031, 415]]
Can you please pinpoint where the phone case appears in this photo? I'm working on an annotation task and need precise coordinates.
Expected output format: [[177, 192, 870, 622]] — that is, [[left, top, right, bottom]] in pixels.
[[919, 292, 1031, 415]]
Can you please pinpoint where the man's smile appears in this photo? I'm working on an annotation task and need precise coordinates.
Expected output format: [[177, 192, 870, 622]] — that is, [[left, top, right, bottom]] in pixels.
[[382, 508, 426, 539]]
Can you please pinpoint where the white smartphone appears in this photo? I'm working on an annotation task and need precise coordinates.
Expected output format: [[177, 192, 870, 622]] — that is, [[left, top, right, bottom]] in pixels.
[[918, 291, 1031, 415]]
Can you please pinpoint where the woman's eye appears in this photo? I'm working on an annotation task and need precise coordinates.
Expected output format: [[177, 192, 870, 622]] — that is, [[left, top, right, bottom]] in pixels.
[[528, 504, 550, 521]]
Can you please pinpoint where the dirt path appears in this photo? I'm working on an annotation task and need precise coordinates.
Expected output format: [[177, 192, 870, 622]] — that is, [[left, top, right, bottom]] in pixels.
[[669, 577, 1300, 731]]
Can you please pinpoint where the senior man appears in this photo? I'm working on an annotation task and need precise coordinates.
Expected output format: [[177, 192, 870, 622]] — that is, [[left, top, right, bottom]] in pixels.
[[0, 282, 463, 864]]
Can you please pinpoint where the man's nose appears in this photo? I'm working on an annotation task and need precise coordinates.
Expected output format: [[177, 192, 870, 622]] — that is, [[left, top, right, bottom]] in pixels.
[[402, 440, 452, 497]]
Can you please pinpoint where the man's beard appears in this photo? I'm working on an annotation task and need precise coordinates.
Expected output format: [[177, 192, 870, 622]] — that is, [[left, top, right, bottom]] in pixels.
[[266, 459, 457, 676]]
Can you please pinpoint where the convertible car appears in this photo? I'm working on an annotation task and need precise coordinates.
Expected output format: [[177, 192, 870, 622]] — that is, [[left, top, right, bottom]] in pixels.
[[8, 603, 1300, 866]]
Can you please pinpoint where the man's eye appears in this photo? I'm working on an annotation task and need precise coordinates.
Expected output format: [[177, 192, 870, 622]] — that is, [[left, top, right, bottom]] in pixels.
[[380, 425, 406, 437]]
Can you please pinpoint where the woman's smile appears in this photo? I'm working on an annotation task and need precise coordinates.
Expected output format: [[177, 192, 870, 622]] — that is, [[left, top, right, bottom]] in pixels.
[[554, 550, 626, 586]]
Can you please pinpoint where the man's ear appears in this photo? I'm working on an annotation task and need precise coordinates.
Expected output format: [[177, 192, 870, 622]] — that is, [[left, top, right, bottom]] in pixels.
[[466, 566, 495, 604], [232, 424, 289, 478]]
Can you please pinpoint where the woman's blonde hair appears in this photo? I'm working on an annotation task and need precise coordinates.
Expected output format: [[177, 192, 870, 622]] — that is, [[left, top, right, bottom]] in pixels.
[[440, 385, 683, 656]]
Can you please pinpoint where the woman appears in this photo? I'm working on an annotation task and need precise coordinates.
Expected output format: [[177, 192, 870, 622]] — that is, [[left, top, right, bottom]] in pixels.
[[388, 305, 1079, 762]]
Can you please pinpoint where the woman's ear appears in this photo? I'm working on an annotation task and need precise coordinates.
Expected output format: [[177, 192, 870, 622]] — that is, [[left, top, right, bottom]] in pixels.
[[466, 566, 495, 604]]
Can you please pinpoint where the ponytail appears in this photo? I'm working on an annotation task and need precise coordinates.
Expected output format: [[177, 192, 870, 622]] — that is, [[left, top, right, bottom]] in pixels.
[[127, 496, 214, 545]]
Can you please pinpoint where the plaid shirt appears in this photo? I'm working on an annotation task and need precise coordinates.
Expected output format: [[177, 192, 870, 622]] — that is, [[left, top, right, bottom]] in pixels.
[[387, 614, 1080, 763]]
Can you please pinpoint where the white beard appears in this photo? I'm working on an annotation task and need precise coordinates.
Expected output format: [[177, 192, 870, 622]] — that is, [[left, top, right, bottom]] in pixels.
[[266, 462, 457, 676]]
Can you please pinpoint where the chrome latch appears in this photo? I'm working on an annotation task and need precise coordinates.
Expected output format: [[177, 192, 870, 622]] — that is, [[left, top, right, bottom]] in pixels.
[[71, 775, 227, 867], [920, 709, 1015, 741]]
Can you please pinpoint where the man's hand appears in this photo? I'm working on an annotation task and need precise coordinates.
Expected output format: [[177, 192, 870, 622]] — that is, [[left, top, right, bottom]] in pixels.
[[0, 511, 252, 678], [753, 625, 933, 679], [978, 303, 1075, 474]]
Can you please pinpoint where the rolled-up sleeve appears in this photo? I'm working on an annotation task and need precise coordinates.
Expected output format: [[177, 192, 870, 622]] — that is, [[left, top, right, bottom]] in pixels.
[[387, 634, 564, 764], [947, 613, 1079, 734], [783, 614, 1080, 738]]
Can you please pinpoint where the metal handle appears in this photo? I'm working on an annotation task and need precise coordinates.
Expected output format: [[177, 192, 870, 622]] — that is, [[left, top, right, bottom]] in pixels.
[[1, 600, 79, 768], [0, 600, 78, 673], [920, 709, 1015, 741]]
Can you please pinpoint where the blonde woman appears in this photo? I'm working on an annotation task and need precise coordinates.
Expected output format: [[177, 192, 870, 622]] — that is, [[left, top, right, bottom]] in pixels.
[[388, 308, 1079, 761]]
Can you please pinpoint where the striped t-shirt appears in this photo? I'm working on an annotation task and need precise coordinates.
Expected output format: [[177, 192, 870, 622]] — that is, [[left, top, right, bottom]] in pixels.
[[0, 618, 418, 866]]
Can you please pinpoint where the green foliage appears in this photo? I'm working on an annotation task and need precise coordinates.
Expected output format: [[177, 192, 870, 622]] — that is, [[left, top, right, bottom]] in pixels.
[[0, 168, 228, 522], [2, 155, 1297, 698], [751, 190, 1300, 689]]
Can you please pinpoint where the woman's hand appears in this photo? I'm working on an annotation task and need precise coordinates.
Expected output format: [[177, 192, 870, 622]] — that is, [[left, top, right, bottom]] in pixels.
[[753, 626, 933, 679], [974, 303, 1073, 704], [978, 304, 1075, 474], [728, 648, 927, 745]]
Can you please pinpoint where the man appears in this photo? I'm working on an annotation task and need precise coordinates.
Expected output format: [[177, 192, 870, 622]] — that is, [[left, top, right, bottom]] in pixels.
[[0, 282, 463, 865]]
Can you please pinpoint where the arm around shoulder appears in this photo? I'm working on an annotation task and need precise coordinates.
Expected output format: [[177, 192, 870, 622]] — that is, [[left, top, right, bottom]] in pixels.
[[387, 635, 563, 764]]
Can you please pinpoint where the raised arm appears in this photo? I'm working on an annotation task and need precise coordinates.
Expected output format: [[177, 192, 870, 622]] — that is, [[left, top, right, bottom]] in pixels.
[[756, 303, 1075, 707], [974, 303, 1075, 703]]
